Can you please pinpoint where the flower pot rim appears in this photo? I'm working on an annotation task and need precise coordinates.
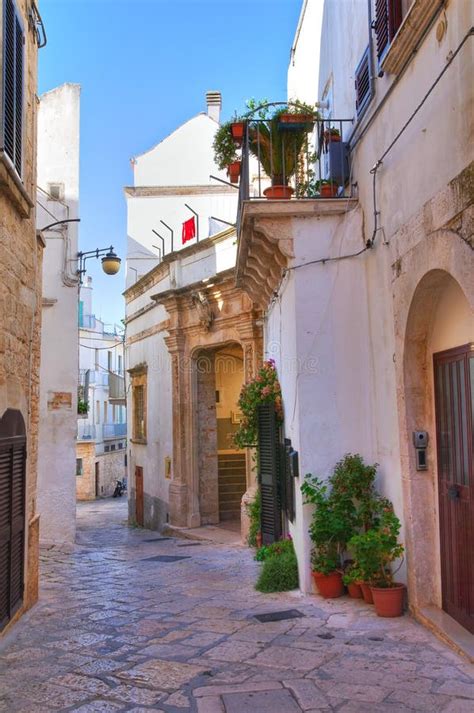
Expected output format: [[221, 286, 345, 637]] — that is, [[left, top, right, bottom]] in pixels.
[[370, 582, 406, 592], [312, 569, 342, 577]]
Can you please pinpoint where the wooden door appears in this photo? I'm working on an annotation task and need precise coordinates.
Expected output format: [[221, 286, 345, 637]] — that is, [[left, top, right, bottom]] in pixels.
[[135, 466, 144, 527], [433, 344, 474, 633], [0, 410, 26, 632], [95, 462, 100, 498]]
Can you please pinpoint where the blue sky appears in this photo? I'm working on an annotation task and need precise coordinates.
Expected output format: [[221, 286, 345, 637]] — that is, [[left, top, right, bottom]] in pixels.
[[38, 0, 303, 326]]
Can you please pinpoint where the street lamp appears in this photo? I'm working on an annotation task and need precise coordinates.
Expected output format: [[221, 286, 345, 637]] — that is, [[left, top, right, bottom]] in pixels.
[[39, 218, 122, 284], [78, 246, 121, 284]]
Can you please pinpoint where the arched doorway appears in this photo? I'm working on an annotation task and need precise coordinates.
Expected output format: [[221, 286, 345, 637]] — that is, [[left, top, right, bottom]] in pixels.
[[194, 343, 246, 529], [401, 270, 473, 633], [0, 409, 27, 632]]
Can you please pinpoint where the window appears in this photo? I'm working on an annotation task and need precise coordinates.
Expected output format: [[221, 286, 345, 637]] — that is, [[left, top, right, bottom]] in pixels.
[[104, 445, 110, 453], [133, 384, 146, 441], [118, 355, 123, 374], [76, 458, 83, 476], [373, 0, 403, 65], [48, 182, 64, 200], [2, 0, 24, 177], [95, 349, 100, 369], [107, 351, 112, 372], [96, 400, 100, 424], [355, 46, 373, 118], [111, 444, 116, 451], [103, 400, 108, 423]]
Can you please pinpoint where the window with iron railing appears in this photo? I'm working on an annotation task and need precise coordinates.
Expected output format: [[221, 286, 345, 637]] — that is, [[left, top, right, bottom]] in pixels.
[[2, 0, 24, 178]]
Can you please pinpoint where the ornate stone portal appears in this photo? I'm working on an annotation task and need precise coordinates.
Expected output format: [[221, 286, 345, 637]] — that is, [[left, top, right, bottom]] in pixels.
[[152, 269, 263, 538]]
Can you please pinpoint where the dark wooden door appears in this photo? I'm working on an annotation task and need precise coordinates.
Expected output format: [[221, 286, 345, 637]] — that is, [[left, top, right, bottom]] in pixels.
[[95, 462, 100, 498], [135, 466, 144, 527], [433, 344, 473, 633], [257, 404, 282, 545], [0, 410, 26, 632]]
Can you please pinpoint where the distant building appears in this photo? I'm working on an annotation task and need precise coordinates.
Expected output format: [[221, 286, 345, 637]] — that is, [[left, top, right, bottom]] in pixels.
[[124, 93, 262, 536], [36, 83, 81, 551], [77, 279, 127, 500]]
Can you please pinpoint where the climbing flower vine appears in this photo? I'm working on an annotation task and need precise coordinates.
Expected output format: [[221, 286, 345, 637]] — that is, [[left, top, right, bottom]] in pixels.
[[234, 359, 283, 449]]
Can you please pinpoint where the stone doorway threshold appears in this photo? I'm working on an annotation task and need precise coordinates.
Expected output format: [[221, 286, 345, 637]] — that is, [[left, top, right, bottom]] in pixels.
[[162, 520, 243, 547], [416, 606, 474, 663]]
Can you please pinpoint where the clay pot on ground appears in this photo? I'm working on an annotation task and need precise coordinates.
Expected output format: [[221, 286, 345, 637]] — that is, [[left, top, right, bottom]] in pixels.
[[360, 582, 374, 604], [263, 185, 294, 200], [320, 183, 339, 198], [312, 571, 344, 598], [256, 532, 263, 548], [370, 583, 406, 617], [347, 582, 363, 599], [227, 160, 241, 184]]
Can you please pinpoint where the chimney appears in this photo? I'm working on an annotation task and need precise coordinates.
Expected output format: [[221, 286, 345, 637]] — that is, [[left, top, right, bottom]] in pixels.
[[206, 91, 221, 123]]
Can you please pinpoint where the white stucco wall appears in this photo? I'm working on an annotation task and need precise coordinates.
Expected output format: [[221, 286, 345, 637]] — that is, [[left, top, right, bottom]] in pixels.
[[272, 0, 474, 592], [287, 0, 324, 105], [126, 97, 238, 287], [36, 83, 80, 550]]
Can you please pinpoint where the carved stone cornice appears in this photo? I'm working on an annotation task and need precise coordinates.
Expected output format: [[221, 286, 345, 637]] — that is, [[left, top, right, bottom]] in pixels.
[[236, 198, 358, 309]]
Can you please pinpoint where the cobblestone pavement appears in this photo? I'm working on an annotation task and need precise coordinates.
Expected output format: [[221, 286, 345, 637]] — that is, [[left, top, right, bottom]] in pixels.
[[1, 500, 473, 713]]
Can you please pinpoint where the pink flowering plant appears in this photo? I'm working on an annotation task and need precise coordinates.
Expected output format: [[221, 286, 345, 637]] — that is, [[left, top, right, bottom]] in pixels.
[[234, 359, 283, 449]]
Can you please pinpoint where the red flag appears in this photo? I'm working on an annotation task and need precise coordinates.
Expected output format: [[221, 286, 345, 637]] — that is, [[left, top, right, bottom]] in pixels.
[[182, 217, 196, 244]]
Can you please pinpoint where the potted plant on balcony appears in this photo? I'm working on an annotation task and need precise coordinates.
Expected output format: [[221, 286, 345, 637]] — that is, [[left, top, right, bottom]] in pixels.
[[348, 501, 405, 616], [213, 121, 241, 183], [315, 179, 339, 198], [247, 102, 316, 199], [77, 399, 88, 417], [278, 101, 316, 131], [323, 126, 341, 148]]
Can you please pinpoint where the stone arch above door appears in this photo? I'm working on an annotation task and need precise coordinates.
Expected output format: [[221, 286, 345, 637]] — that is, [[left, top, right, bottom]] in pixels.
[[394, 263, 473, 617]]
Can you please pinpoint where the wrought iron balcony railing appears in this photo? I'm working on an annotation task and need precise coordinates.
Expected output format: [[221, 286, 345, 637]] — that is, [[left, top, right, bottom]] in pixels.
[[236, 105, 354, 232]]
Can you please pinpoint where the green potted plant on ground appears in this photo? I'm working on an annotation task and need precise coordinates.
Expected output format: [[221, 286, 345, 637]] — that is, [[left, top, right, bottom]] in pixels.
[[348, 501, 405, 616], [301, 475, 356, 598], [342, 563, 363, 598], [212, 122, 241, 183]]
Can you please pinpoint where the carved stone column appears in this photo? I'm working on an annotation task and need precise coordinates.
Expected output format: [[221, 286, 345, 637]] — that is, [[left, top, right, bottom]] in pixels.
[[164, 330, 190, 528]]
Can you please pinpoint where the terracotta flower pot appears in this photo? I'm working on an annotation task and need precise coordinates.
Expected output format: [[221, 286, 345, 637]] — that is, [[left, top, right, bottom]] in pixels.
[[227, 160, 241, 184], [320, 183, 339, 198], [347, 582, 363, 599], [263, 185, 294, 200], [256, 532, 262, 548], [279, 113, 314, 131], [371, 583, 406, 617], [231, 122, 245, 144], [360, 582, 374, 604], [312, 571, 344, 598], [324, 130, 341, 144]]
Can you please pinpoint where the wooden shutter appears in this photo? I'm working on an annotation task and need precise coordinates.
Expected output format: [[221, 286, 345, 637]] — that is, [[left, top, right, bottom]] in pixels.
[[374, 0, 403, 63], [257, 404, 282, 545], [0, 437, 26, 631], [3, 0, 24, 176], [280, 440, 295, 524], [355, 46, 373, 117]]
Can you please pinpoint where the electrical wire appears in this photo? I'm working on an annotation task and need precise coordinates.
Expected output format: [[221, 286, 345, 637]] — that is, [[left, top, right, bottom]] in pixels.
[[284, 26, 474, 275]]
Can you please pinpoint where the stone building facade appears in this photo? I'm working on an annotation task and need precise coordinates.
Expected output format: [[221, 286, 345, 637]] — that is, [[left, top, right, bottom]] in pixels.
[[0, 0, 41, 633]]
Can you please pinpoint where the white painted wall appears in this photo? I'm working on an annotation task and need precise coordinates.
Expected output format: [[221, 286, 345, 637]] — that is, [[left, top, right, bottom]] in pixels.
[[270, 0, 474, 591], [287, 0, 324, 105], [36, 83, 80, 550], [126, 94, 238, 287]]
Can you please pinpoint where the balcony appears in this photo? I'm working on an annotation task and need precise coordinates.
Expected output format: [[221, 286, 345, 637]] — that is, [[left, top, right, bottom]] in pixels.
[[103, 423, 127, 439], [77, 422, 96, 441], [79, 369, 109, 388], [235, 105, 358, 309], [108, 372, 125, 402]]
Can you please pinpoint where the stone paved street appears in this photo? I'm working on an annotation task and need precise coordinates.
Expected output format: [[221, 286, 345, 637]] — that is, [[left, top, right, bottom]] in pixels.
[[1, 500, 473, 713]]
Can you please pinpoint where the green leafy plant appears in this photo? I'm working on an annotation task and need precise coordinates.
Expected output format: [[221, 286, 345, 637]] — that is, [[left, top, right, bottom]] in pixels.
[[234, 359, 282, 449], [330, 453, 378, 531], [348, 501, 404, 588], [77, 399, 88, 415], [301, 475, 357, 574], [255, 538, 294, 561], [342, 563, 364, 586], [246, 489, 261, 548], [212, 121, 239, 170], [256, 539, 299, 593]]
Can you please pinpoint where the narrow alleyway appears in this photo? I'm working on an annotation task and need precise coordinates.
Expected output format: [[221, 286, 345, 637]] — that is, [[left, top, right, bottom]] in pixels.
[[0, 501, 473, 713]]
